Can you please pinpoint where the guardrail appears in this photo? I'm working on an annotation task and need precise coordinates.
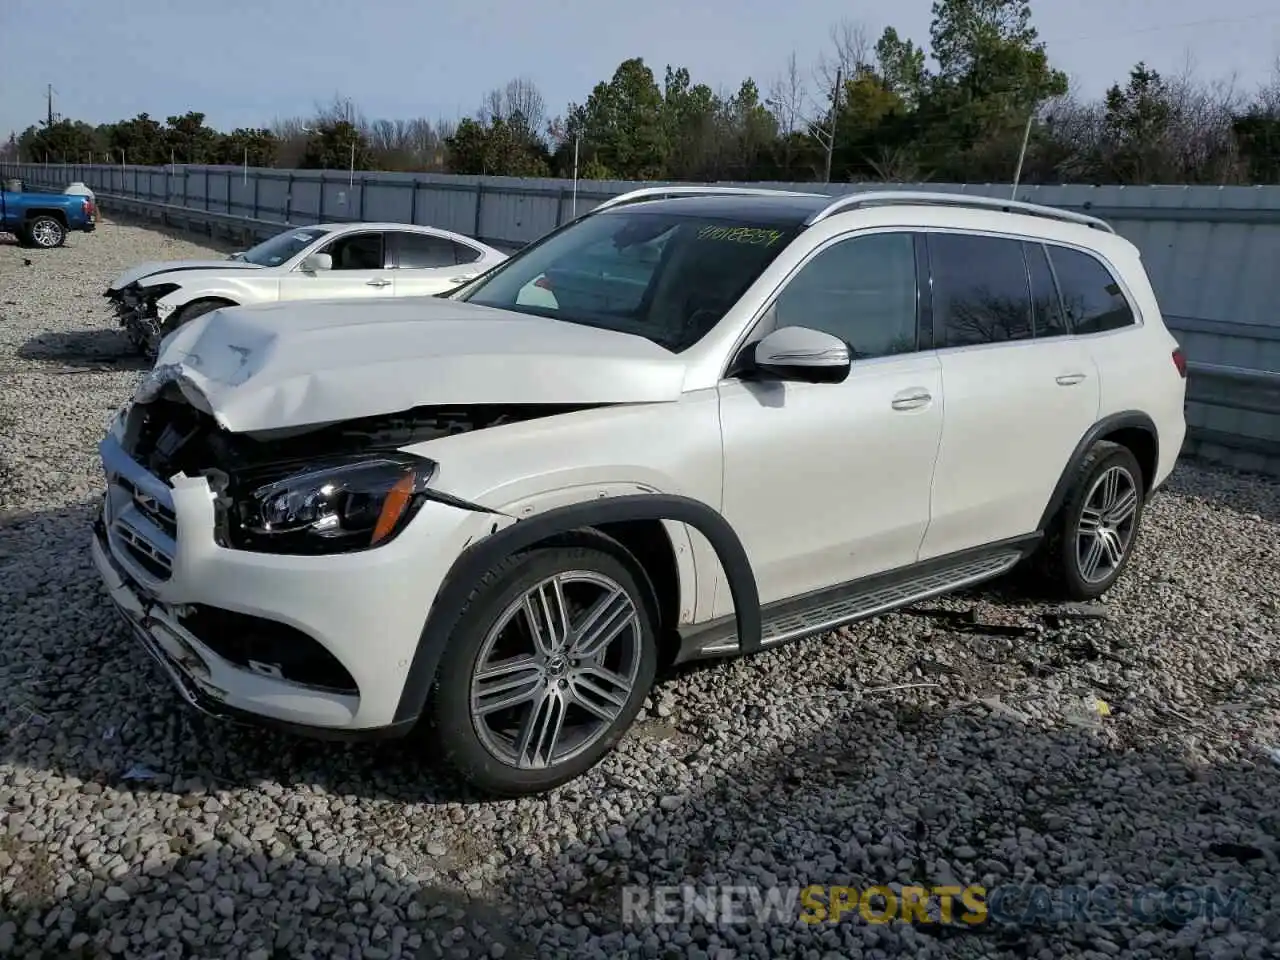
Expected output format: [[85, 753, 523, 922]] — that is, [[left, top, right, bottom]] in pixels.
[[6, 167, 1278, 476]]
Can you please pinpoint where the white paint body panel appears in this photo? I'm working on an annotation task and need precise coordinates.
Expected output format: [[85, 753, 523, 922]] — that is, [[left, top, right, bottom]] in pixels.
[[96, 198, 1187, 732]]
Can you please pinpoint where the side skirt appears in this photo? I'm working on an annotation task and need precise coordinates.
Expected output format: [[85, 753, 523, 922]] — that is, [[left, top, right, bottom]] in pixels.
[[674, 534, 1041, 663]]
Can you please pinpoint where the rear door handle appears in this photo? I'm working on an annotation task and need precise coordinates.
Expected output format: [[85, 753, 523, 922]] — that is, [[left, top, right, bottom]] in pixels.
[[366, 278, 392, 287], [1056, 372, 1087, 386], [891, 388, 933, 411]]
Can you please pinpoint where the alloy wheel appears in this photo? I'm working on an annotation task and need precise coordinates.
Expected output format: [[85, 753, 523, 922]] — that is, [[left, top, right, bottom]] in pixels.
[[469, 570, 643, 770], [1075, 465, 1139, 584], [31, 219, 63, 247]]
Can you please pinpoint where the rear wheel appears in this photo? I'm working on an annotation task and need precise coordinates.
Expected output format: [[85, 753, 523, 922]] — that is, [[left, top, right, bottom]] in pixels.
[[428, 539, 658, 796], [25, 216, 66, 249], [1033, 441, 1145, 600]]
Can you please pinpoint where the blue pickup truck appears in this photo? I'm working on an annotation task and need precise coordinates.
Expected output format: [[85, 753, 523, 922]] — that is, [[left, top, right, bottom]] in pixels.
[[0, 180, 97, 248]]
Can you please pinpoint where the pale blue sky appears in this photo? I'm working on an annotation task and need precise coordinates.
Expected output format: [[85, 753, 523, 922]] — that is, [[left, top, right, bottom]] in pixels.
[[1, 0, 1276, 140]]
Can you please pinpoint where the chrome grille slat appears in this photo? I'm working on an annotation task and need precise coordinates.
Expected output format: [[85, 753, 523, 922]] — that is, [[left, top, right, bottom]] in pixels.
[[100, 432, 178, 582]]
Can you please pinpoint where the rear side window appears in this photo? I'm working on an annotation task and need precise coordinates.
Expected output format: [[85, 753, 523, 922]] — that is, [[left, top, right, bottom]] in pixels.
[[1047, 246, 1136, 334], [1025, 242, 1069, 338], [929, 233, 1033, 347], [393, 232, 460, 268]]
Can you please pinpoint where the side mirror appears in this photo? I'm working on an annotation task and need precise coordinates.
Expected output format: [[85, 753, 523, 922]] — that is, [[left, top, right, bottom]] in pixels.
[[753, 325, 851, 384], [300, 253, 332, 272]]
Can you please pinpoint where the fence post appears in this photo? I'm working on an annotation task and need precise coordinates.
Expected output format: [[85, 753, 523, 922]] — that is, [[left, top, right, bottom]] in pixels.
[[284, 173, 294, 223], [357, 177, 365, 220], [318, 175, 326, 223], [409, 180, 418, 224], [473, 181, 484, 238], [252, 174, 259, 220], [555, 188, 566, 227]]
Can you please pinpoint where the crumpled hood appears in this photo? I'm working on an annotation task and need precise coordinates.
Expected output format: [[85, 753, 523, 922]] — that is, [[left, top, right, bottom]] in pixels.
[[108, 259, 262, 291], [146, 296, 687, 433]]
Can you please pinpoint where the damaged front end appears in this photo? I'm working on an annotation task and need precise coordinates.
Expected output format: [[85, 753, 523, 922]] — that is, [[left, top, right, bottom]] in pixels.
[[114, 382, 573, 558], [104, 282, 178, 357]]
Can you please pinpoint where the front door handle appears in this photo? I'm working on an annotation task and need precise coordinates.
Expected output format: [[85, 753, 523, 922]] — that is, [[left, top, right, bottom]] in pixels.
[[891, 388, 933, 411], [450, 274, 477, 284], [1056, 372, 1087, 386], [366, 278, 392, 288]]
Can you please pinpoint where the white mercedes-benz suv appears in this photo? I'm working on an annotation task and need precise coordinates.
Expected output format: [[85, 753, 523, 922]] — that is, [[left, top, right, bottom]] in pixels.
[[91, 187, 1188, 796]]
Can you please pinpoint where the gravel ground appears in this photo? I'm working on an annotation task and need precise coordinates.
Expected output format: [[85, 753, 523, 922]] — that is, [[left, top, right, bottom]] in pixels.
[[1, 218, 1279, 960]]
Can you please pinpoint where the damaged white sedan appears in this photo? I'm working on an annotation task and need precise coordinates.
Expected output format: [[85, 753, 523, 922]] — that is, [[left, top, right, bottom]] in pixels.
[[92, 186, 1187, 796], [103, 221, 507, 356]]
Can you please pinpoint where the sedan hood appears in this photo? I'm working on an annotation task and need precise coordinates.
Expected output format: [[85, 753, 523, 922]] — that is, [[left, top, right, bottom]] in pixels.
[[146, 297, 687, 433], [108, 259, 262, 291]]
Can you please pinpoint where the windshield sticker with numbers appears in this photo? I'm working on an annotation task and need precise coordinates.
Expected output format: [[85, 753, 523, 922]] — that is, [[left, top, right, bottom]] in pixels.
[[695, 225, 785, 247]]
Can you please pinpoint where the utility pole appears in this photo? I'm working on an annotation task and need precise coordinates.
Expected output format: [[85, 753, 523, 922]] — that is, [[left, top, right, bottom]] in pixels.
[[819, 68, 842, 185], [1010, 98, 1038, 200], [45, 84, 57, 127]]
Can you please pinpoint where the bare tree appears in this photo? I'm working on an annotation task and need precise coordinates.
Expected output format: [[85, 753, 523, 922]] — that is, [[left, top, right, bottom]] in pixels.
[[480, 77, 547, 137], [814, 19, 870, 99], [767, 51, 809, 135]]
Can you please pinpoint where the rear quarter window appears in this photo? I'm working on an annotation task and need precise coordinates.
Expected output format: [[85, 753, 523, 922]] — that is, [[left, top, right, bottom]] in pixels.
[[1047, 246, 1137, 334]]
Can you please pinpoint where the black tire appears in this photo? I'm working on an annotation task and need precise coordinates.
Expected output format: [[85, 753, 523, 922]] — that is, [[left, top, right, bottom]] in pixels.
[[165, 298, 234, 335], [428, 537, 659, 796], [1032, 440, 1146, 601], [24, 215, 66, 249]]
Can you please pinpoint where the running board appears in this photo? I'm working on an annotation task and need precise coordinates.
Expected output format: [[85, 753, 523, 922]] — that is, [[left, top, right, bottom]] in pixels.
[[678, 546, 1027, 661]]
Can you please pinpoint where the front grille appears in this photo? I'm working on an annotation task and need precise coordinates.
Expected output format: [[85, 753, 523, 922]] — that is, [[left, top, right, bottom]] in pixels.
[[116, 477, 177, 538], [101, 428, 178, 583], [113, 522, 173, 578]]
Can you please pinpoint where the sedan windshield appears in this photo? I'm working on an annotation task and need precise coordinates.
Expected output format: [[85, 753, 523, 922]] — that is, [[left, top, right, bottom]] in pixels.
[[237, 227, 331, 267], [456, 210, 799, 352]]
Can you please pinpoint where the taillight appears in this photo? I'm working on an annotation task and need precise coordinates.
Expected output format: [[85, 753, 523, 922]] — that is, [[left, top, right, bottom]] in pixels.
[[534, 276, 552, 290], [1172, 347, 1187, 378]]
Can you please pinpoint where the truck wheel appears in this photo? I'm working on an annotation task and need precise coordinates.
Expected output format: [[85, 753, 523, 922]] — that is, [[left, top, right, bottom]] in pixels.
[[26, 216, 67, 249], [428, 538, 659, 796]]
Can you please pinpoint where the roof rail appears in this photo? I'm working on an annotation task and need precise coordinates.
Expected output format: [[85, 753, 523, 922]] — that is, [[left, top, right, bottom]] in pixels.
[[591, 185, 828, 214], [803, 190, 1117, 234]]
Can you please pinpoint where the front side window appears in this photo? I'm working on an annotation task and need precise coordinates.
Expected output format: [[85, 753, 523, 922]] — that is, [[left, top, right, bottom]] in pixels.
[[322, 232, 386, 271], [772, 232, 919, 359], [1048, 245, 1137, 334], [239, 227, 331, 267], [457, 211, 799, 352], [929, 233, 1033, 347]]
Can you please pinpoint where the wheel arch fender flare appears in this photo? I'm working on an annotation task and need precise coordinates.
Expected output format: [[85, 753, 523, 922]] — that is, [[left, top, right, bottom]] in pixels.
[[392, 494, 761, 725], [1037, 410, 1159, 532]]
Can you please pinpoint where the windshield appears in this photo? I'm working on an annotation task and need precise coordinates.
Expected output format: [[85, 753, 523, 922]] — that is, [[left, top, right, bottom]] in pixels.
[[237, 227, 331, 267], [456, 209, 800, 352]]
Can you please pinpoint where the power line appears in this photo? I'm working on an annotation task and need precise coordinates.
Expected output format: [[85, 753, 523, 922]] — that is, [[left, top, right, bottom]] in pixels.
[[1051, 11, 1280, 46]]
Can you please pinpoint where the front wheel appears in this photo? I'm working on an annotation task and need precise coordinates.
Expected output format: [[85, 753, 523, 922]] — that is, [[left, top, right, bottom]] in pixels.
[[25, 216, 66, 249], [428, 540, 658, 796], [1033, 441, 1145, 600], [147, 298, 235, 357]]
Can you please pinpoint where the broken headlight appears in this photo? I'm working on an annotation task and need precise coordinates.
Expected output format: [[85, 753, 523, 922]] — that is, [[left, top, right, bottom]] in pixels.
[[230, 453, 437, 555]]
